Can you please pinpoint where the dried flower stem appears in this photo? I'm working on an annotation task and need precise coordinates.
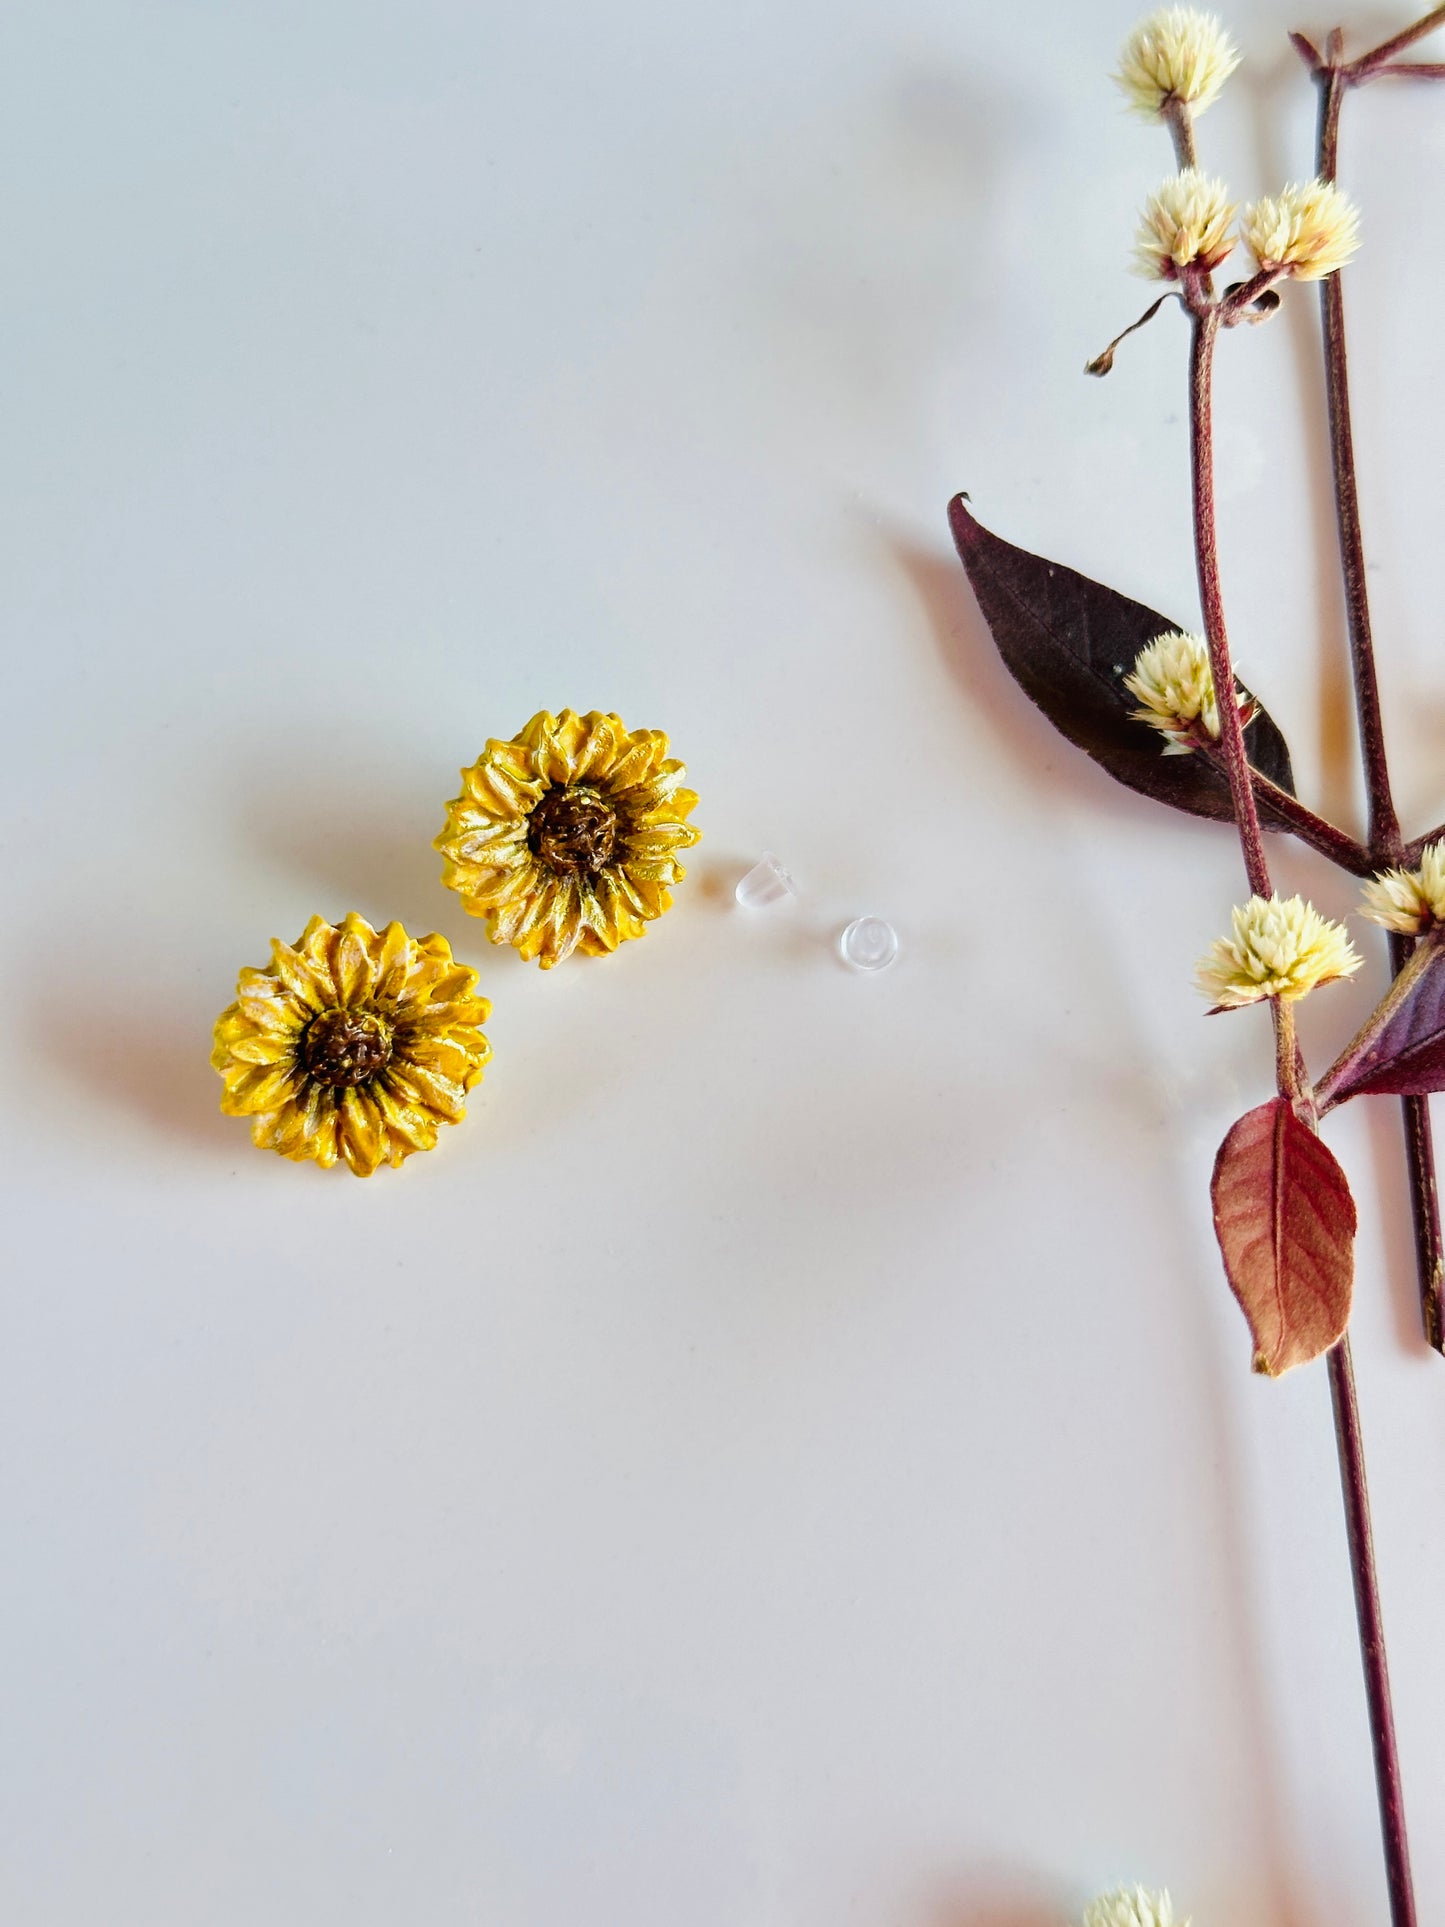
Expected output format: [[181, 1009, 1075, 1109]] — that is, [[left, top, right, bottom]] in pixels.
[[1224, 763, 1373, 876], [1349, 3, 1445, 75], [1328, 1339, 1418, 1927], [1305, 18, 1445, 1352], [1318, 68, 1398, 855], [1186, 307, 1270, 896], [1162, 95, 1198, 168], [1187, 296, 1418, 1927]]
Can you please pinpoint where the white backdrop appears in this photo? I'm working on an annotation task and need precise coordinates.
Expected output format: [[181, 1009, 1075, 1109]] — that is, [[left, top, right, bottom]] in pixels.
[[4, 2, 1445, 1922]]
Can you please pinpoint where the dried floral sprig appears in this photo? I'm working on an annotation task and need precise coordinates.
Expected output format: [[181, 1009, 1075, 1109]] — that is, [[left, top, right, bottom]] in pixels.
[[1115, 9, 1240, 117], [949, 9, 1445, 1920], [1124, 628, 1257, 750], [1361, 841, 1445, 934], [1196, 894, 1361, 1009], [1133, 171, 1237, 278], [1301, 11, 1445, 1371], [1241, 178, 1362, 280]]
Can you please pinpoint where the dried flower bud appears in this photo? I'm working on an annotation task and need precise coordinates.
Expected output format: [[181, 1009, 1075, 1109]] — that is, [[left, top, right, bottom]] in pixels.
[[1196, 895, 1362, 1010], [1115, 8, 1241, 117], [1083, 1890, 1187, 1927], [1360, 841, 1445, 935], [1123, 629, 1255, 752], [1134, 170, 1237, 279], [1240, 179, 1361, 280]]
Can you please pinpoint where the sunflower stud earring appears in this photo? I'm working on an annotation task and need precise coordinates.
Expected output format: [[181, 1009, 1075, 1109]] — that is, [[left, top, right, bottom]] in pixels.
[[211, 912, 492, 1175], [434, 708, 701, 967]]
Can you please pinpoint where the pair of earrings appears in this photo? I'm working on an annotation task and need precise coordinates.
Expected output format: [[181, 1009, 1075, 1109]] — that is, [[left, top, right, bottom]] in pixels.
[[210, 709, 701, 1177]]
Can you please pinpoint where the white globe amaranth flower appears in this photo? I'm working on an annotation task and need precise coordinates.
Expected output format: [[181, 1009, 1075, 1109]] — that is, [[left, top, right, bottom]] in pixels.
[[1196, 894, 1362, 1009], [1125, 629, 1221, 751], [1082, 1888, 1187, 1927], [1115, 8, 1241, 117], [1241, 179, 1361, 280], [1134, 170, 1237, 279], [1360, 841, 1445, 935]]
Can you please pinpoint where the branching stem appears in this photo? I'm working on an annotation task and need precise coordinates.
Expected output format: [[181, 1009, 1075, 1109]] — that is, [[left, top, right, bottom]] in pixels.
[[1187, 298, 1418, 1927], [1307, 20, 1445, 1353]]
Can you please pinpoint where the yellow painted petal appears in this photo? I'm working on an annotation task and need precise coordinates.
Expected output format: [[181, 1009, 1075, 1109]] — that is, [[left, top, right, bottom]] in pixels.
[[620, 766, 694, 811], [234, 969, 306, 1030], [335, 918, 375, 1006], [218, 1027, 296, 1067], [387, 1061, 466, 1122], [249, 1108, 290, 1152], [297, 915, 343, 974], [569, 711, 623, 781], [620, 855, 686, 886], [405, 959, 480, 1008], [531, 709, 591, 785], [221, 1064, 302, 1116], [437, 819, 530, 865], [371, 921, 415, 1004], [310, 1107, 340, 1167], [372, 1083, 441, 1154], [593, 870, 649, 945], [464, 755, 540, 819], [459, 862, 538, 910], [491, 872, 556, 944], [270, 938, 329, 1009], [338, 1089, 386, 1176], [620, 820, 700, 857], [604, 732, 669, 790]]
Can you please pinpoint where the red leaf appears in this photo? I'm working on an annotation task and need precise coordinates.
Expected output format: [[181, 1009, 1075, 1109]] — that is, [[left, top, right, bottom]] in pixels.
[[1210, 1098, 1356, 1376], [948, 497, 1297, 823]]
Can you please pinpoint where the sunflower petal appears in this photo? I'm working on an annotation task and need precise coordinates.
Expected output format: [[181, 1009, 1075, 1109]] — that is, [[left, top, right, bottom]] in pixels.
[[388, 1060, 467, 1121], [270, 939, 328, 1008], [372, 1082, 441, 1155], [221, 1063, 302, 1115], [338, 1089, 386, 1176], [371, 921, 415, 1005], [335, 916, 375, 1006]]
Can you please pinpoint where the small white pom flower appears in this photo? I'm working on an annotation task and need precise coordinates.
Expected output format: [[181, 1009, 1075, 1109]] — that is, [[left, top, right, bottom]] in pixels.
[[1360, 841, 1445, 935], [1134, 171, 1237, 279], [1116, 8, 1241, 117], [1125, 630, 1222, 751], [1241, 179, 1361, 280], [1082, 1889, 1186, 1927], [1196, 895, 1362, 1009]]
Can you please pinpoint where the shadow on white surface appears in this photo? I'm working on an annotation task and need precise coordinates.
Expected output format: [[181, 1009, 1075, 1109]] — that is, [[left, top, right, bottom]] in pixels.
[[925, 1869, 1065, 1927], [238, 741, 478, 949], [27, 966, 238, 1159], [1239, 46, 1357, 833]]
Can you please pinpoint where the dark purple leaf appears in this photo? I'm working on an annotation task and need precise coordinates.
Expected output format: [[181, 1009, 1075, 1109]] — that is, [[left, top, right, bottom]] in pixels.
[[948, 497, 1296, 824], [1318, 935, 1445, 1105], [1211, 1097, 1356, 1376]]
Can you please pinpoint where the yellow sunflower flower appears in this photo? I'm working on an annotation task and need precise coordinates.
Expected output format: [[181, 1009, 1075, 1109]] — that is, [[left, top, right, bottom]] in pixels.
[[211, 912, 492, 1175], [435, 709, 701, 968]]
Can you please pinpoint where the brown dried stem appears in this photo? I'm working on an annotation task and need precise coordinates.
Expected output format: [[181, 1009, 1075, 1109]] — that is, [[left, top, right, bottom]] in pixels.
[[1188, 294, 1418, 1927], [1303, 16, 1445, 1352]]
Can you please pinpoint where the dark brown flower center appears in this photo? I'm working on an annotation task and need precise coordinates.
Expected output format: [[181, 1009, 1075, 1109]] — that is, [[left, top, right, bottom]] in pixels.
[[528, 784, 618, 876], [302, 1008, 393, 1088]]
